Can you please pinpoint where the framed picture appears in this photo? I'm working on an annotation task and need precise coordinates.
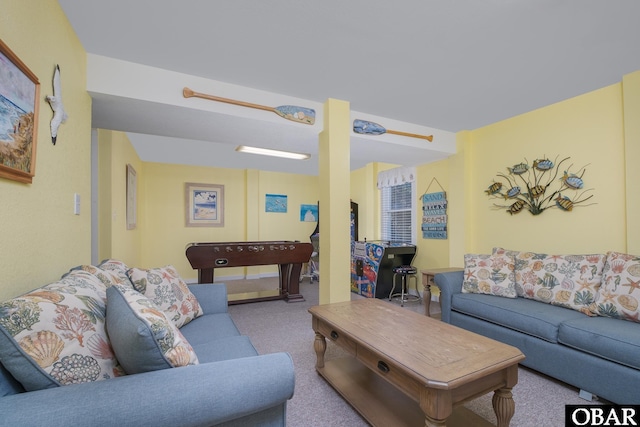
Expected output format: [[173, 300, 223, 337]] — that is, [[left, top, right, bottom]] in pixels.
[[265, 193, 287, 213], [300, 204, 318, 222], [0, 38, 40, 184], [185, 182, 224, 227], [126, 164, 137, 230]]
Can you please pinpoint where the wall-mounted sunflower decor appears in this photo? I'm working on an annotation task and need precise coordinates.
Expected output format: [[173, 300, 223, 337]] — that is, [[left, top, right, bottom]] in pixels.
[[485, 156, 594, 215]]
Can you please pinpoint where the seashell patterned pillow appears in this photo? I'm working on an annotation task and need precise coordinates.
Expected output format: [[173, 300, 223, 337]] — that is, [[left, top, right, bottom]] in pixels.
[[513, 251, 606, 315], [462, 250, 517, 298], [97, 259, 133, 286], [589, 251, 640, 323], [106, 284, 199, 374], [0, 269, 125, 392], [126, 265, 203, 328]]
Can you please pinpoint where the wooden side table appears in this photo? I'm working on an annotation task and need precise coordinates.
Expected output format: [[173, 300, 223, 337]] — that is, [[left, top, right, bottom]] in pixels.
[[421, 267, 463, 317]]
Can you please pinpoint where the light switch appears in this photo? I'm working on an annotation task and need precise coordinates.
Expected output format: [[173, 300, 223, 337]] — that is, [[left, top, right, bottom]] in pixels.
[[74, 193, 81, 215]]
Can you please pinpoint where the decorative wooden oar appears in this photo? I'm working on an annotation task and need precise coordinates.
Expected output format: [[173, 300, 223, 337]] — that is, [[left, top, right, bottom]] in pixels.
[[353, 119, 433, 142], [183, 87, 315, 125]]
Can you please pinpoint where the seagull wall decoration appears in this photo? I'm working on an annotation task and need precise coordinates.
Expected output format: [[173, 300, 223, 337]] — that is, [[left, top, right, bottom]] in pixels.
[[46, 64, 67, 145]]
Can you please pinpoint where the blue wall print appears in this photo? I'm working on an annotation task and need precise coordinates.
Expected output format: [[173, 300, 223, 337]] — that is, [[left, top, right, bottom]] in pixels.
[[266, 194, 287, 213], [300, 204, 318, 222]]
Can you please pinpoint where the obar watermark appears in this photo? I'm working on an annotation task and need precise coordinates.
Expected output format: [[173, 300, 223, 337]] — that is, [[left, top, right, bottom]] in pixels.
[[566, 406, 639, 426]]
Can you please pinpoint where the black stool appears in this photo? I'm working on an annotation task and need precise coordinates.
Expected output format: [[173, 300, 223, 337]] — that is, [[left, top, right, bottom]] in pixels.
[[388, 265, 420, 307]]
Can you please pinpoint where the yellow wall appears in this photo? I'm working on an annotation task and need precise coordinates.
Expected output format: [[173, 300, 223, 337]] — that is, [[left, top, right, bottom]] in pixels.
[[0, 0, 91, 300], [98, 141, 320, 282], [456, 83, 627, 260], [623, 70, 640, 254], [415, 159, 453, 269], [97, 129, 142, 265]]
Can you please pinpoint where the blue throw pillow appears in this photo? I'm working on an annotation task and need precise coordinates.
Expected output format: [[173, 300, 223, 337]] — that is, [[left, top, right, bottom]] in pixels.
[[106, 285, 199, 375]]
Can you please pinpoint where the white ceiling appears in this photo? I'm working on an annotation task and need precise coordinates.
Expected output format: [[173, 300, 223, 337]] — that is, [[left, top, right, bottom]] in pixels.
[[58, 1, 640, 175]]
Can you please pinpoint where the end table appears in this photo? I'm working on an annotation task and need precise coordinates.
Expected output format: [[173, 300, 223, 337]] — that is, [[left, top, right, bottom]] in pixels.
[[421, 267, 463, 317]]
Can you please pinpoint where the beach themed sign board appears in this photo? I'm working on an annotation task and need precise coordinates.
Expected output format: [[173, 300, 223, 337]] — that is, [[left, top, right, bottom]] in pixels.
[[422, 191, 447, 239]]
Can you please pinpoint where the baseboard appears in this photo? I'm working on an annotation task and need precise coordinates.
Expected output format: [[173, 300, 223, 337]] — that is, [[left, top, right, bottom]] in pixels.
[[245, 272, 279, 280], [185, 273, 273, 284]]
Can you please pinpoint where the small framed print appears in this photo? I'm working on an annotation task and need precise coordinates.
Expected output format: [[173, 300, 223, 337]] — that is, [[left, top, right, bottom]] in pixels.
[[185, 182, 224, 227]]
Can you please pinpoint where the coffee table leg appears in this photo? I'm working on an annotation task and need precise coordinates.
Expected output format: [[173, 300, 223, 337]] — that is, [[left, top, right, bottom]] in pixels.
[[313, 332, 326, 369], [423, 282, 432, 317], [424, 415, 447, 426], [492, 387, 515, 427], [421, 389, 451, 427]]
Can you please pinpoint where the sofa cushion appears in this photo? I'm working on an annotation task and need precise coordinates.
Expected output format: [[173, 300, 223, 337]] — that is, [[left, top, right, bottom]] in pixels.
[[192, 335, 259, 363], [106, 285, 199, 375], [558, 316, 640, 370], [461, 251, 516, 298], [515, 252, 605, 314], [0, 361, 24, 396], [589, 251, 640, 323], [0, 271, 123, 391], [452, 292, 586, 343], [127, 265, 203, 328], [179, 313, 242, 346]]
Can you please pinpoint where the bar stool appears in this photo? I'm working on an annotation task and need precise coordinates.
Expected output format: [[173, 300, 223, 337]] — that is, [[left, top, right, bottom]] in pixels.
[[389, 265, 421, 307]]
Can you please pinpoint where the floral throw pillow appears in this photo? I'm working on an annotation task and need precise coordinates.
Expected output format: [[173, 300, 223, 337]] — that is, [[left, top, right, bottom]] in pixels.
[[515, 252, 605, 314], [0, 272, 124, 391], [126, 265, 203, 328], [462, 251, 516, 298], [589, 252, 640, 323], [106, 285, 199, 374]]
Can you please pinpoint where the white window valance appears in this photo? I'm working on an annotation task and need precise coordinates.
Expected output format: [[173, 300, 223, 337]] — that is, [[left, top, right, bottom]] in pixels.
[[377, 167, 416, 189]]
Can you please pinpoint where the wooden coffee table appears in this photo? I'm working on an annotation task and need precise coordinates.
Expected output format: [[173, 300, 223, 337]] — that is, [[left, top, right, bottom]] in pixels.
[[309, 299, 525, 427]]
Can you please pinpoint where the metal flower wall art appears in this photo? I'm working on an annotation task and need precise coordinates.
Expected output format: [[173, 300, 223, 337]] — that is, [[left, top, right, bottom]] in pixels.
[[485, 156, 594, 215]]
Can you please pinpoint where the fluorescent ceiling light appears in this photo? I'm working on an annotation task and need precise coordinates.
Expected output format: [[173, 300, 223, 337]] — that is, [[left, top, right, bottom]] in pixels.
[[235, 145, 310, 160]]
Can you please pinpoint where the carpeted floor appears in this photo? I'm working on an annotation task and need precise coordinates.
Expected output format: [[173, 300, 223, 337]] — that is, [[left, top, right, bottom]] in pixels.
[[226, 277, 601, 426]]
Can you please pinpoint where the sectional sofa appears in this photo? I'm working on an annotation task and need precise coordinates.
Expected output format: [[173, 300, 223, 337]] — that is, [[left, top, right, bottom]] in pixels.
[[434, 248, 640, 404], [0, 260, 295, 426]]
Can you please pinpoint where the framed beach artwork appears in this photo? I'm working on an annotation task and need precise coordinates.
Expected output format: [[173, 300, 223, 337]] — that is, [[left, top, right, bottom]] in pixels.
[[0, 38, 40, 184], [185, 182, 224, 227]]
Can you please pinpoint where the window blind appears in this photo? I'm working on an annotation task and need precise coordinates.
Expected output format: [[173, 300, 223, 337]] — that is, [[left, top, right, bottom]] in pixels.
[[380, 181, 416, 244]]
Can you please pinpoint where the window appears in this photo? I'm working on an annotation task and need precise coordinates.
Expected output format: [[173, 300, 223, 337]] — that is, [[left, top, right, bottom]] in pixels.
[[380, 174, 416, 244]]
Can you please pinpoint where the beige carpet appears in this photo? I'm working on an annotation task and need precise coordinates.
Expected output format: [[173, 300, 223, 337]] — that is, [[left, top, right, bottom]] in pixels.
[[226, 277, 601, 426]]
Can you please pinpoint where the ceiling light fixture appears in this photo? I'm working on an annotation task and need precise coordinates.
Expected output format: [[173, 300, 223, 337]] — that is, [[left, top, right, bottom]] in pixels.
[[235, 145, 310, 160]]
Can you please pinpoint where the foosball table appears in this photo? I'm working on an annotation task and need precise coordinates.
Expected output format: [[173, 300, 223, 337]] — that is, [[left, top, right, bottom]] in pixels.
[[185, 241, 313, 304]]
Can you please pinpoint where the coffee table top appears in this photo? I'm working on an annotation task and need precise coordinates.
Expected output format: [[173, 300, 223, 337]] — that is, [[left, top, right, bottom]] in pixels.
[[309, 298, 524, 389]]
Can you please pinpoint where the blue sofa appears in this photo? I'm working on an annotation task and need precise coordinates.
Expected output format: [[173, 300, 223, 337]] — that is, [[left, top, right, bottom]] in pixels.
[[435, 270, 640, 405], [0, 263, 295, 426]]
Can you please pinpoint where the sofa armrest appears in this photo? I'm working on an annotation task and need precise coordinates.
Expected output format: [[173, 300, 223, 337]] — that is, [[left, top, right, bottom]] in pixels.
[[434, 270, 464, 324], [189, 283, 229, 314], [0, 352, 295, 427]]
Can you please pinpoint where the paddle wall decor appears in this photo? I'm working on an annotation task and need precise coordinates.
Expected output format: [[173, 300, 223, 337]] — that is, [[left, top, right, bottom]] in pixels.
[[183, 87, 315, 125], [353, 119, 433, 142], [485, 156, 594, 216]]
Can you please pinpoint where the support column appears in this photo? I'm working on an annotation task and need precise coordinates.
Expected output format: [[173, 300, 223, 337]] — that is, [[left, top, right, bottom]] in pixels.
[[623, 70, 640, 254], [318, 98, 351, 304], [245, 169, 261, 279]]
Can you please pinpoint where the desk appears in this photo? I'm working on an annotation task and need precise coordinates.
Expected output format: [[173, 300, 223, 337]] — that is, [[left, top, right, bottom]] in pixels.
[[421, 267, 463, 317], [185, 241, 313, 303]]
